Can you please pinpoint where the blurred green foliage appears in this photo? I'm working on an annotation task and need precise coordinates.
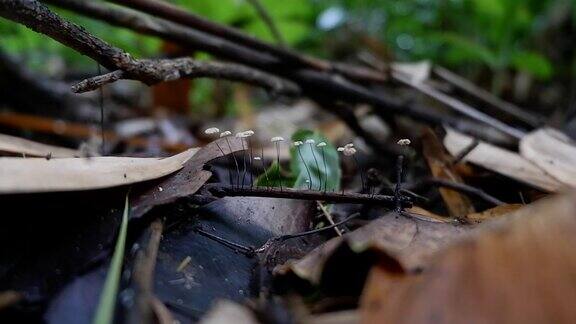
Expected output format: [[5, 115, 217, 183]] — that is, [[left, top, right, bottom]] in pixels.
[[316, 0, 574, 83], [0, 0, 573, 94]]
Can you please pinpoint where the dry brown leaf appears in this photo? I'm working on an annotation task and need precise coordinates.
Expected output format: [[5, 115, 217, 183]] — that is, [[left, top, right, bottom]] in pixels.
[[444, 128, 563, 192], [130, 137, 245, 217], [520, 128, 576, 188], [0, 133, 79, 158], [466, 204, 523, 223], [275, 212, 472, 285], [422, 128, 475, 218], [0, 148, 197, 193], [361, 192, 576, 324]]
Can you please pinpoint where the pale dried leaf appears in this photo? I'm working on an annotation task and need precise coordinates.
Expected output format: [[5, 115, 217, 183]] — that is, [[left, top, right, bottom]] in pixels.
[[0, 148, 197, 193], [0, 133, 79, 158], [444, 128, 563, 192], [520, 128, 576, 188]]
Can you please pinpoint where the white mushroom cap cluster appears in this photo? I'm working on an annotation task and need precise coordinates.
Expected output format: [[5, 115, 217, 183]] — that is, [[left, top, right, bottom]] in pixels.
[[337, 143, 357, 156], [271, 136, 285, 143], [397, 138, 411, 146]]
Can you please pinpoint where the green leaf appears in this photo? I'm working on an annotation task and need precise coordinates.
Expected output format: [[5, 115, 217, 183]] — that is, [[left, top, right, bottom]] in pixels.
[[290, 130, 340, 191], [255, 161, 296, 188], [92, 193, 130, 324], [511, 51, 553, 80], [255, 130, 341, 191]]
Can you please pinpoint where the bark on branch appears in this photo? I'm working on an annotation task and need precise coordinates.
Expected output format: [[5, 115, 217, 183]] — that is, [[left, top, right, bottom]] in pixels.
[[72, 58, 300, 95], [0, 0, 298, 96]]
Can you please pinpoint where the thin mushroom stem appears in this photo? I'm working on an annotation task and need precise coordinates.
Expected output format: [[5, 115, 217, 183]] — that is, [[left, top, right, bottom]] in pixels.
[[275, 142, 282, 191], [352, 155, 366, 192], [261, 147, 269, 190], [394, 154, 405, 211], [248, 138, 254, 188], [240, 139, 247, 189], [321, 147, 328, 193], [215, 142, 233, 185], [309, 143, 321, 190], [225, 137, 241, 188], [297, 146, 312, 190]]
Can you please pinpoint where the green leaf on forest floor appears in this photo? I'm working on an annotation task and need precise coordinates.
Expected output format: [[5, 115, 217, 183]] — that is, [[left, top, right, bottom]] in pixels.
[[255, 130, 341, 191], [92, 193, 130, 324]]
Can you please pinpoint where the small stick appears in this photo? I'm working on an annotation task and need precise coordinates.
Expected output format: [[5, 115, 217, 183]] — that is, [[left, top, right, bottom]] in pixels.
[[317, 201, 342, 236], [452, 138, 479, 164]]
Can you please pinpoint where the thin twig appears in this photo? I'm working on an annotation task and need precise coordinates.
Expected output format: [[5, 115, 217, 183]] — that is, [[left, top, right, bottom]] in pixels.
[[407, 178, 504, 206], [206, 184, 411, 208], [451, 138, 479, 164], [317, 201, 342, 236]]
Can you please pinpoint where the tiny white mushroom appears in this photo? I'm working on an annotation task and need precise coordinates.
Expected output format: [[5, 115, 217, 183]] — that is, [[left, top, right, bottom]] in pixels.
[[317, 142, 327, 147], [344, 143, 354, 149], [293, 141, 303, 146], [343, 147, 357, 156], [204, 127, 220, 135], [397, 138, 411, 146], [337, 147, 345, 152], [305, 139, 316, 144], [253, 156, 262, 161], [236, 132, 248, 138], [271, 136, 285, 142], [220, 131, 232, 137], [243, 130, 255, 136]]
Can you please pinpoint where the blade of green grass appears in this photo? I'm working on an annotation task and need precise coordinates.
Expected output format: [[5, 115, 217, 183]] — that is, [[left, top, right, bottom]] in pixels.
[[93, 193, 130, 324]]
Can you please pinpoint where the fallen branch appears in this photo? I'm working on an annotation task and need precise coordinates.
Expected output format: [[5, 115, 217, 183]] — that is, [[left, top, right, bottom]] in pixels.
[[0, 0, 298, 96], [205, 184, 412, 208], [72, 58, 300, 95]]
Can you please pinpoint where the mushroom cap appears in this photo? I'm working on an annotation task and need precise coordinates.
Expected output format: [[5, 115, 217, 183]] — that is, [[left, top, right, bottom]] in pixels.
[[204, 127, 220, 135]]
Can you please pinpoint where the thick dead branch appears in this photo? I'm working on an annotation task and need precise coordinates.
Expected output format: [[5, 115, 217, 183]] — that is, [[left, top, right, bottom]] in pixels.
[[0, 0, 297, 96], [43, 0, 465, 133], [72, 58, 300, 95]]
